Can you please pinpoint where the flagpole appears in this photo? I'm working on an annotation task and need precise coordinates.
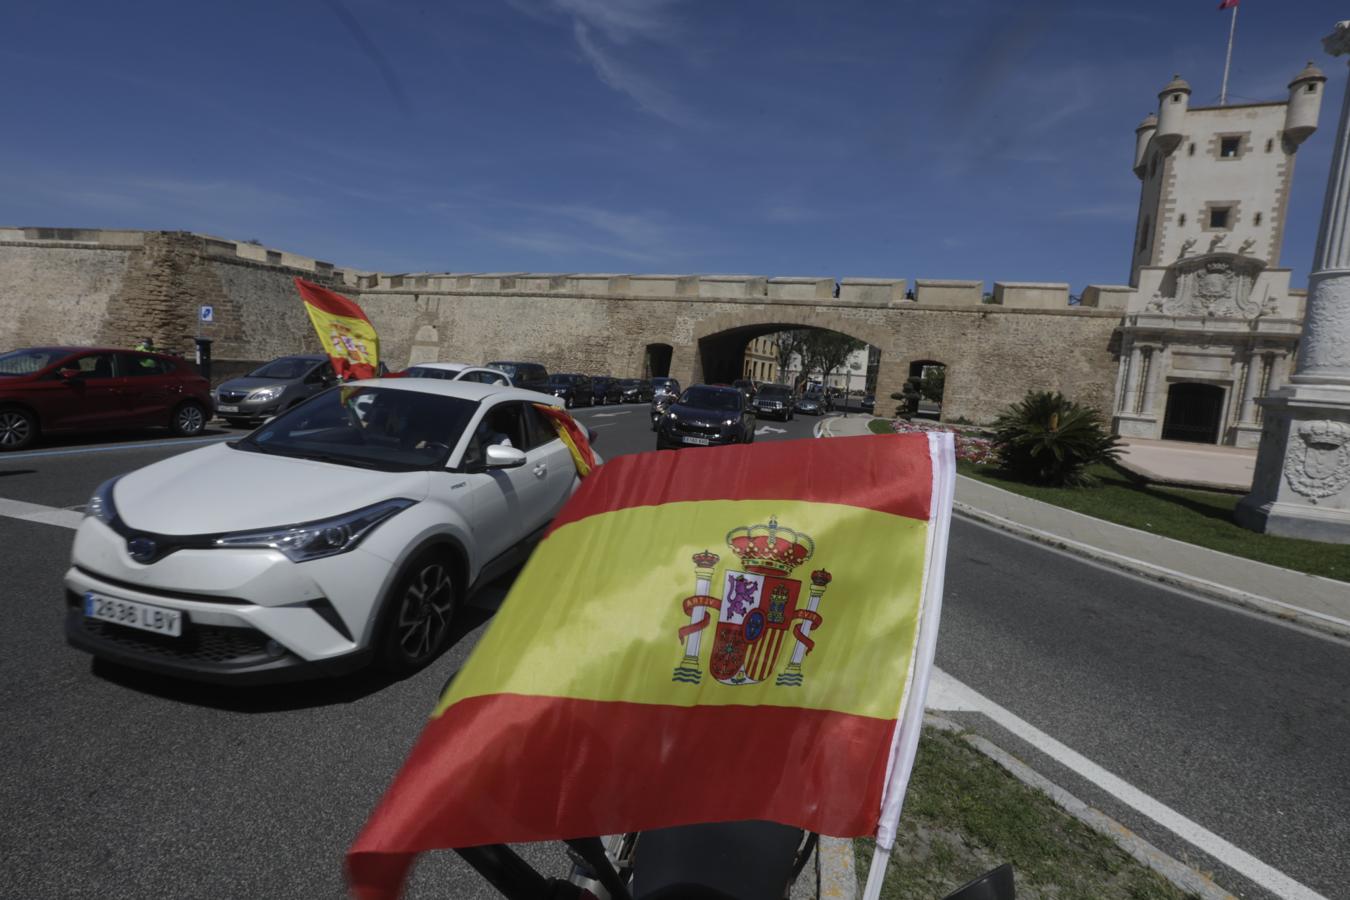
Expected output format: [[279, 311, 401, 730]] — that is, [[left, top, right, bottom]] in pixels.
[[1220, 3, 1239, 106], [861, 847, 891, 900]]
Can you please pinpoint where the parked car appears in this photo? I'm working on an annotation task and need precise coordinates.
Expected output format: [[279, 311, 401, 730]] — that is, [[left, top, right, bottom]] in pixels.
[[485, 361, 548, 391], [751, 383, 795, 421], [655, 384, 756, 450], [64, 378, 598, 683], [591, 375, 617, 405], [543, 373, 594, 409], [0, 346, 213, 452], [731, 378, 757, 402], [615, 378, 653, 403], [214, 355, 339, 427], [794, 393, 823, 415], [862, 392, 875, 413], [403, 362, 512, 386]]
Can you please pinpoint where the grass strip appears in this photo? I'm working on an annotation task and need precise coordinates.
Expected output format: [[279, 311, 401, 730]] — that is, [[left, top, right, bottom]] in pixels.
[[855, 726, 1198, 899]]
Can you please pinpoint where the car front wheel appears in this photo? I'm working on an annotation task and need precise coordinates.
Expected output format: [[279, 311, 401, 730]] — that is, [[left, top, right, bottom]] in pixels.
[[0, 407, 38, 452], [378, 551, 458, 675], [170, 402, 207, 437]]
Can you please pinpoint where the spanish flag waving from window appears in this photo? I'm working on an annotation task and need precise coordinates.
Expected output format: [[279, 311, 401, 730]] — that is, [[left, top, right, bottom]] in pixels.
[[295, 277, 380, 380], [348, 433, 955, 899]]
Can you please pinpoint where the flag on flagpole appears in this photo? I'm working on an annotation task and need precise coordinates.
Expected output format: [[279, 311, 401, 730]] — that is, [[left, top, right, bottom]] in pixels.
[[347, 432, 956, 899], [532, 403, 597, 477], [1218, 0, 1239, 9], [294, 277, 380, 381]]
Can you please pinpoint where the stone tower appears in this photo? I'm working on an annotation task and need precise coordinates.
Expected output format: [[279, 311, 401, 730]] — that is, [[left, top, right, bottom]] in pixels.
[[1129, 65, 1327, 286]]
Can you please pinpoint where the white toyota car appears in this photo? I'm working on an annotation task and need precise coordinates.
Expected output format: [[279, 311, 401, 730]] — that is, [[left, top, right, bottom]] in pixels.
[[64, 378, 595, 683]]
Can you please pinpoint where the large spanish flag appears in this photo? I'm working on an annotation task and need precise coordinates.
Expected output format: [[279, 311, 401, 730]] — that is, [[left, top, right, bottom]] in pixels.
[[295, 277, 380, 380], [348, 433, 955, 898]]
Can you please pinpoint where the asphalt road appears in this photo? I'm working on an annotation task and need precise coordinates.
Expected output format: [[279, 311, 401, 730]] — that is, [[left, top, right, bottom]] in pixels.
[[1, 406, 1346, 900]]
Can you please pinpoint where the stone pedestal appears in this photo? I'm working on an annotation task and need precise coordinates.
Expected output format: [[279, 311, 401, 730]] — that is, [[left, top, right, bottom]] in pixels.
[[1236, 384, 1350, 540], [1239, 21, 1350, 542]]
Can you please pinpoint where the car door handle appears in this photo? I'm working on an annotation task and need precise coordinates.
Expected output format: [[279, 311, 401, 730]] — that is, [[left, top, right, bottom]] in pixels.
[[532, 463, 547, 478]]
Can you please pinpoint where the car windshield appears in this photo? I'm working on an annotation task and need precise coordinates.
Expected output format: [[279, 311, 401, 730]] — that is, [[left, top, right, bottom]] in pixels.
[[679, 387, 740, 411], [0, 348, 69, 375], [405, 366, 460, 380], [236, 386, 477, 471], [249, 357, 316, 379], [545, 374, 575, 385], [759, 385, 790, 399], [618, 379, 642, 387], [487, 363, 519, 378]]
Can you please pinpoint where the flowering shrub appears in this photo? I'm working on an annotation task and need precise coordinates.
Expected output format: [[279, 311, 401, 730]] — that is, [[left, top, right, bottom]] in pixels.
[[887, 419, 996, 465]]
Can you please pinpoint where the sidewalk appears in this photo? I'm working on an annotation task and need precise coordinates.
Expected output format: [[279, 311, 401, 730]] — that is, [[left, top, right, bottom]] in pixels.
[[1117, 438, 1255, 493], [819, 416, 1350, 636]]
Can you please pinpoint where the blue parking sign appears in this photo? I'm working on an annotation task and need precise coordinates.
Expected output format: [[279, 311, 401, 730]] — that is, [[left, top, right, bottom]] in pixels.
[[199, 305, 214, 323]]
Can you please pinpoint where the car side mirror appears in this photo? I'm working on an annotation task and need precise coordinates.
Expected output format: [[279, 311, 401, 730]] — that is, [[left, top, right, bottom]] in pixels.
[[485, 445, 527, 469]]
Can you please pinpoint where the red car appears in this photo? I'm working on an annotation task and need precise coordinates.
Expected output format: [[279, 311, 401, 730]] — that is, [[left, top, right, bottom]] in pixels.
[[0, 346, 213, 451]]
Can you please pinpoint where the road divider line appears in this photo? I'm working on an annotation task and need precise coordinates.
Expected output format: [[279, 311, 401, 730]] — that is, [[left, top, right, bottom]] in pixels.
[[0, 497, 83, 530], [0, 434, 233, 460], [926, 667, 1328, 900]]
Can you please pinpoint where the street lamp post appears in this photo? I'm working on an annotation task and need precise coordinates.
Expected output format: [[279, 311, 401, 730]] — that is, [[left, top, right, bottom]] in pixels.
[[1236, 21, 1350, 542]]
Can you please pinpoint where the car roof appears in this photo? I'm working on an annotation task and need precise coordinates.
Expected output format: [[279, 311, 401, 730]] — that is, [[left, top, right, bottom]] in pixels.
[[688, 383, 738, 394], [349, 377, 560, 406]]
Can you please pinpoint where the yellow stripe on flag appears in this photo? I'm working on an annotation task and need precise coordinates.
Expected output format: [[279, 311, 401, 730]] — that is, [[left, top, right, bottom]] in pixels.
[[438, 498, 928, 721]]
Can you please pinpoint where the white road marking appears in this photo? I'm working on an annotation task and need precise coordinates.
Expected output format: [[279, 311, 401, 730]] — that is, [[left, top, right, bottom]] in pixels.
[[755, 425, 787, 435], [0, 497, 83, 530], [587, 410, 633, 418], [926, 667, 1328, 900], [0, 434, 233, 460]]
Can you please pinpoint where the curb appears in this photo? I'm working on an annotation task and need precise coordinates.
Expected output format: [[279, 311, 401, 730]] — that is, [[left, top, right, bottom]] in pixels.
[[954, 501, 1350, 640], [923, 714, 1237, 900], [815, 836, 858, 899]]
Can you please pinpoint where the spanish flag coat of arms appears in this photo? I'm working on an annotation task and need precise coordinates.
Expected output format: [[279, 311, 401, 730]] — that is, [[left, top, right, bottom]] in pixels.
[[349, 432, 955, 898]]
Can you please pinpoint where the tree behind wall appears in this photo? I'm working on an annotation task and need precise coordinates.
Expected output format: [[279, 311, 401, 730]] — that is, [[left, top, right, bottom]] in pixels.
[[801, 331, 865, 388]]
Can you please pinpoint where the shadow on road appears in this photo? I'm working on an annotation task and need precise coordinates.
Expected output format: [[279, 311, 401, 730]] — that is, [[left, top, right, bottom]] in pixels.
[[0, 469, 36, 478]]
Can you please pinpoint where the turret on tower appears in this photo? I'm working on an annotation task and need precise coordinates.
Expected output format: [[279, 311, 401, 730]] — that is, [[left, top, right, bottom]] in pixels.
[[1133, 113, 1157, 178], [1154, 74, 1191, 153], [1285, 61, 1327, 149]]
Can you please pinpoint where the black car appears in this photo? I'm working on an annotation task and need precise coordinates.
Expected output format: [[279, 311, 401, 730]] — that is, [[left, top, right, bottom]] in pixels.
[[591, 375, 617, 405], [731, 378, 756, 401], [751, 383, 795, 421], [486, 361, 548, 391], [862, 392, 875, 413], [543, 373, 594, 408], [655, 384, 756, 450], [615, 378, 653, 403]]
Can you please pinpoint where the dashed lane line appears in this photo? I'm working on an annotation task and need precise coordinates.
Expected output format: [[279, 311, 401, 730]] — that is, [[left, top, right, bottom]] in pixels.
[[0, 497, 84, 530]]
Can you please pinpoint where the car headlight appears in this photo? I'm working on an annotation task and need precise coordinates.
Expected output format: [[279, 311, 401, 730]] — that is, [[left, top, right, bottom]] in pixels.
[[723, 418, 738, 427], [247, 386, 286, 402], [213, 498, 416, 562], [85, 477, 122, 525]]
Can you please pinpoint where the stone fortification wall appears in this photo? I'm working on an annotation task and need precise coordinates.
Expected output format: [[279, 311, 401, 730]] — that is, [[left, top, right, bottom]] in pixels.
[[0, 229, 1123, 423]]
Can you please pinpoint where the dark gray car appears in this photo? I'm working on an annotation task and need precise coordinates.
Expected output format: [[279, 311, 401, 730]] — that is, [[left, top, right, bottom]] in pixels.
[[214, 355, 338, 427]]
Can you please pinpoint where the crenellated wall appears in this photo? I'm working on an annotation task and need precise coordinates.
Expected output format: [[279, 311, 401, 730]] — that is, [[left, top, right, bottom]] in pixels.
[[0, 227, 1162, 423]]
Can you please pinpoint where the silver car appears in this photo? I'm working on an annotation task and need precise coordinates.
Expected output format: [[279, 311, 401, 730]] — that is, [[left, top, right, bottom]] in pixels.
[[214, 355, 338, 427]]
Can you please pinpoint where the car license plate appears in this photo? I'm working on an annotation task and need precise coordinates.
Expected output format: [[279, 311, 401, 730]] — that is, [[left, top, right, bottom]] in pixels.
[[682, 436, 711, 446], [217, 404, 239, 413], [84, 591, 183, 637]]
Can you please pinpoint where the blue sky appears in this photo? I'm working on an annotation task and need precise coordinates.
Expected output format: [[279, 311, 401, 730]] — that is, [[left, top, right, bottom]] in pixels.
[[2, 0, 1346, 291]]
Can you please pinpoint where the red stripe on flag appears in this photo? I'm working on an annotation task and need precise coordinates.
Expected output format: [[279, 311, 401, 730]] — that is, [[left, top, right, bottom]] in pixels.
[[1218, 0, 1238, 9], [347, 694, 895, 900], [295, 277, 373, 321], [548, 434, 933, 535]]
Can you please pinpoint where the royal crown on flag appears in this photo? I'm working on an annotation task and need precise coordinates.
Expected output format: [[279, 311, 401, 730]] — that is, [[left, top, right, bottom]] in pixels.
[[725, 516, 815, 574], [811, 568, 833, 587], [691, 549, 721, 569]]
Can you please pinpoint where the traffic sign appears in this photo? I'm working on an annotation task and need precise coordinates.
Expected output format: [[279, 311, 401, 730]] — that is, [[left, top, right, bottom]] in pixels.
[[199, 305, 214, 323]]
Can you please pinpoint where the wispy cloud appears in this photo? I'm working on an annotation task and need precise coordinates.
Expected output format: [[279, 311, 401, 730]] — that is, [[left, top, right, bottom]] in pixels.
[[506, 0, 699, 126], [1055, 203, 1138, 222]]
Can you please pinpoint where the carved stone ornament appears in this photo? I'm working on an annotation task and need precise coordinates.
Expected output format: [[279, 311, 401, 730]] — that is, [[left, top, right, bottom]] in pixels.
[[1151, 253, 1266, 318], [1283, 419, 1350, 501]]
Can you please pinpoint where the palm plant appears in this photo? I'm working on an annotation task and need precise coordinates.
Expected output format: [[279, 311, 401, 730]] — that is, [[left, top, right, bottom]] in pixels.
[[991, 390, 1121, 486]]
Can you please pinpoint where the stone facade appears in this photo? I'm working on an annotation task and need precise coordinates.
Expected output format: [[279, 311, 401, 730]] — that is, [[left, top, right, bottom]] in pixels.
[[0, 229, 1121, 426]]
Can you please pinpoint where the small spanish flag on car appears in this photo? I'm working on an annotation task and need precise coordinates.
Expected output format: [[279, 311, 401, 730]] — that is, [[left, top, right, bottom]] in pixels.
[[532, 403, 596, 477], [295, 278, 380, 381], [347, 433, 955, 899]]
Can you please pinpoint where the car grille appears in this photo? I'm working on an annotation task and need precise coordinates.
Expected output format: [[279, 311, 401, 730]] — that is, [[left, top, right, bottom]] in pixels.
[[671, 419, 724, 437], [77, 616, 282, 666], [217, 390, 249, 403]]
